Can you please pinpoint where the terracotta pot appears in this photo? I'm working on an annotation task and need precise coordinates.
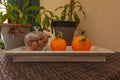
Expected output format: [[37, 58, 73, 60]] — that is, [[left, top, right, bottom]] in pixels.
[[1, 23, 31, 50]]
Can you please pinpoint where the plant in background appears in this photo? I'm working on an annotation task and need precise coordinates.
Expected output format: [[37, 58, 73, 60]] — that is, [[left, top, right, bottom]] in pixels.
[[0, 40, 5, 49], [0, 0, 44, 26], [0, 12, 7, 25], [35, 7, 54, 32], [0, 0, 44, 34], [54, 0, 85, 24], [1, 0, 42, 24], [0, 12, 7, 34], [0, 0, 44, 49], [52, 0, 86, 45]]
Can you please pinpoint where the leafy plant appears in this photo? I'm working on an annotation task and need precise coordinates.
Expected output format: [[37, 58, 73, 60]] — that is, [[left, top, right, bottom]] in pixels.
[[35, 7, 54, 32], [0, 0, 54, 33], [0, 12, 7, 25], [0, 41, 5, 49], [54, 0, 85, 24], [0, 0, 42, 25]]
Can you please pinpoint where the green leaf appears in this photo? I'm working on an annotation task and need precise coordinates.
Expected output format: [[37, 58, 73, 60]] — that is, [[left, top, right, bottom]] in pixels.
[[8, 14, 16, 23], [12, 5, 20, 12], [60, 4, 69, 20], [8, 0, 17, 6], [57, 31, 63, 38], [60, 10, 66, 20], [42, 14, 50, 28], [0, 41, 5, 49], [60, 15, 66, 21], [19, 11, 23, 18], [45, 15, 50, 27], [63, 4, 69, 15], [0, 12, 3, 24], [74, 1, 82, 6], [2, 14, 8, 22], [55, 4, 69, 20], [54, 15, 59, 20], [64, 4, 69, 10], [74, 1, 86, 18], [75, 5, 82, 10], [19, 15, 28, 24], [46, 10, 54, 17], [28, 14, 36, 19], [73, 11, 80, 24], [54, 6, 63, 11], [6, 3, 13, 13], [23, 0, 29, 10], [36, 14, 41, 26], [25, 6, 45, 12]]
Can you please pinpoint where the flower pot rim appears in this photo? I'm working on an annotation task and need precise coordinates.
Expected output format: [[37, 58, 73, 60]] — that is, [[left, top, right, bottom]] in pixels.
[[1, 23, 32, 27], [52, 21, 78, 27], [53, 20, 78, 23]]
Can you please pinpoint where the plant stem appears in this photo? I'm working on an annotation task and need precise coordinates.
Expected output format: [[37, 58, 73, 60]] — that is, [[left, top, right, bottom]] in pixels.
[[56, 31, 63, 38], [68, 0, 75, 21]]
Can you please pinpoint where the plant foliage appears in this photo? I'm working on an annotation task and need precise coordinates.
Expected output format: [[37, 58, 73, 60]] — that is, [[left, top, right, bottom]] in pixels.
[[35, 8, 54, 32], [54, 0, 85, 24], [0, 0, 42, 24]]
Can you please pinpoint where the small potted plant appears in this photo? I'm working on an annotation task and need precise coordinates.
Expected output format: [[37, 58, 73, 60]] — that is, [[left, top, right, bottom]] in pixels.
[[52, 0, 85, 45], [0, 0, 42, 49]]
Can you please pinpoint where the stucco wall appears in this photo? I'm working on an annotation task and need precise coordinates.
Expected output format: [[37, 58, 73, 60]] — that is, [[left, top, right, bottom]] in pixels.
[[40, 0, 120, 52]]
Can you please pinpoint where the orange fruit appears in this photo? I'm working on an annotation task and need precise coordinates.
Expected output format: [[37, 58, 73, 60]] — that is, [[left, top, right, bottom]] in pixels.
[[72, 36, 92, 51], [50, 38, 67, 51]]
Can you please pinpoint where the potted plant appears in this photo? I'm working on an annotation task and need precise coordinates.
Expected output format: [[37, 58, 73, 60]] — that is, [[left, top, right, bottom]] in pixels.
[[52, 0, 85, 45], [0, 0, 42, 49]]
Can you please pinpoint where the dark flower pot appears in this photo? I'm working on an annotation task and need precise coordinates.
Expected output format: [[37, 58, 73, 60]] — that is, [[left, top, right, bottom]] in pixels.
[[52, 21, 78, 45]]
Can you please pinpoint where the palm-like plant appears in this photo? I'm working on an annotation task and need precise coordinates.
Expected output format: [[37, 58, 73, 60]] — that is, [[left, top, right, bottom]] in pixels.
[[52, 0, 86, 45], [55, 0, 85, 24]]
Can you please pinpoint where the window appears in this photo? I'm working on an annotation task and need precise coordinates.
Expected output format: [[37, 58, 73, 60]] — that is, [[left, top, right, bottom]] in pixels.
[[0, 0, 7, 23]]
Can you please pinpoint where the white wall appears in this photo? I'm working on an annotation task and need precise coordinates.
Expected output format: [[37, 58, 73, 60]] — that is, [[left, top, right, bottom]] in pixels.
[[82, 0, 120, 52], [40, 0, 120, 52]]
